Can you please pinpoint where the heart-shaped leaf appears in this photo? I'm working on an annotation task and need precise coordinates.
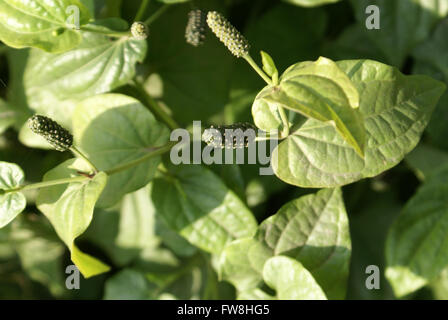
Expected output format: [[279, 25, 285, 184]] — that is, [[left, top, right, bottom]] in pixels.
[[73, 93, 169, 208], [272, 59, 446, 188], [254, 57, 365, 157], [257, 188, 351, 299]]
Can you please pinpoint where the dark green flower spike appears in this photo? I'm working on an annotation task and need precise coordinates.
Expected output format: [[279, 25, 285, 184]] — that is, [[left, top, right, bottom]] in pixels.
[[28, 115, 73, 152]]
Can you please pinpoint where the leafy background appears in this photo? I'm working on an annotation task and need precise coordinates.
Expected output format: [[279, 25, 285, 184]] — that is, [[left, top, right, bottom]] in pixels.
[[1, 0, 448, 300]]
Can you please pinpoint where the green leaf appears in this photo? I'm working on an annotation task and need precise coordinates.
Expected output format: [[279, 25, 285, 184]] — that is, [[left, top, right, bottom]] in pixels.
[[24, 32, 147, 130], [219, 238, 272, 292], [272, 59, 446, 188], [255, 57, 366, 157], [0, 162, 26, 228], [263, 256, 327, 300], [386, 164, 448, 297], [0, 99, 15, 135], [104, 269, 151, 300], [0, 0, 91, 53], [151, 164, 258, 254], [73, 93, 169, 208], [260, 51, 278, 79], [36, 158, 110, 278], [412, 20, 448, 150], [406, 144, 448, 181], [283, 0, 341, 7], [257, 188, 350, 299], [351, 0, 448, 68]]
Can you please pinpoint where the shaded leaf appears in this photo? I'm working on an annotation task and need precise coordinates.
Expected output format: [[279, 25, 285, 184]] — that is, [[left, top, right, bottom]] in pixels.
[[386, 164, 448, 297], [73, 93, 169, 208], [151, 164, 257, 254]]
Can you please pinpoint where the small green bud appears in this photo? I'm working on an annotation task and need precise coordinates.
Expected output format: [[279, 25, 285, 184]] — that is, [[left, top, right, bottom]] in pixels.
[[28, 115, 73, 152], [203, 122, 256, 149], [185, 9, 207, 47], [131, 21, 149, 40], [206, 11, 250, 58]]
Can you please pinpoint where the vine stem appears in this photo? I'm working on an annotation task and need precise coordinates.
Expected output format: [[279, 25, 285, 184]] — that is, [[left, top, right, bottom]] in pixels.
[[243, 54, 272, 86], [70, 146, 99, 174], [80, 25, 131, 38], [4, 142, 176, 195], [131, 82, 180, 130], [4, 176, 89, 194], [243, 54, 290, 138], [277, 106, 290, 138], [105, 142, 176, 175], [135, 0, 150, 21], [144, 4, 170, 26]]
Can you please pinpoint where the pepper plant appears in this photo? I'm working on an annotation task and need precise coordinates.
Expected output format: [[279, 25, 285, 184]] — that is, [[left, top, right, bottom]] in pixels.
[[0, 0, 448, 300]]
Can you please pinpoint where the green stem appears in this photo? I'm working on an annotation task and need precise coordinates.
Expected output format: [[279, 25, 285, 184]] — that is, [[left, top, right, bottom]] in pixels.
[[243, 55, 289, 137], [135, 0, 150, 21], [277, 106, 290, 138], [5, 176, 89, 194], [144, 4, 170, 26], [70, 146, 99, 173], [131, 82, 179, 130], [4, 142, 175, 195], [105, 142, 176, 176], [243, 54, 272, 86], [80, 25, 131, 38]]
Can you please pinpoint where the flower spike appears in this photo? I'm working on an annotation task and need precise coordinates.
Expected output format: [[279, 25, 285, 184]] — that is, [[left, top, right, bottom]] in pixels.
[[28, 115, 73, 152], [206, 11, 250, 58]]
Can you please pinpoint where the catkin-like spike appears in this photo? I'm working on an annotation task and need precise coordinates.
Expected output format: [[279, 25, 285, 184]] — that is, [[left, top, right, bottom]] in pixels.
[[206, 11, 250, 58], [28, 115, 73, 152], [131, 21, 149, 40], [185, 9, 207, 47], [203, 122, 256, 149]]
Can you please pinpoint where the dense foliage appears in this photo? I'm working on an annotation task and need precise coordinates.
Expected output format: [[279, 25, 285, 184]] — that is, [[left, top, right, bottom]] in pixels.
[[1, 0, 448, 300]]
